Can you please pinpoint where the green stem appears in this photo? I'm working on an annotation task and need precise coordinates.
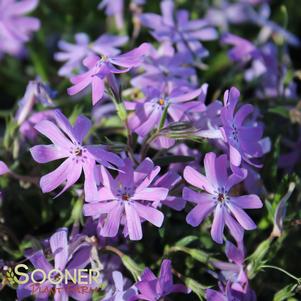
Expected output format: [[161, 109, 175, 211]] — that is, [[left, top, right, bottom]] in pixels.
[[261, 265, 301, 284]]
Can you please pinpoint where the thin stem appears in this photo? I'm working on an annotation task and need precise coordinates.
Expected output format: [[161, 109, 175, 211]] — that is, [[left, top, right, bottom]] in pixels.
[[261, 265, 301, 284], [140, 131, 160, 161], [103, 245, 125, 258], [9, 171, 39, 186]]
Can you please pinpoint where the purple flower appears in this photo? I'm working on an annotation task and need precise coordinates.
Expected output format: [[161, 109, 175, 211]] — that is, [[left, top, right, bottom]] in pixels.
[[207, 241, 256, 301], [30, 109, 123, 198], [98, 0, 145, 29], [127, 86, 203, 138], [103, 271, 137, 301], [19, 110, 55, 141], [98, 0, 124, 29], [0, 161, 9, 176], [153, 170, 186, 211], [54, 33, 128, 77], [15, 80, 55, 125], [83, 157, 168, 240], [221, 33, 260, 63], [67, 43, 150, 105], [221, 87, 264, 167], [131, 42, 196, 91], [17, 228, 93, 301], [140, 0, 217, 58], [134, 259, 189, 301], [0, 0, 40, 57], [183, 152, 262, 244]]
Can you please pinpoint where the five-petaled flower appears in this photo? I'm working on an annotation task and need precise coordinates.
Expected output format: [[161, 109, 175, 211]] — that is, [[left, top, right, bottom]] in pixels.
[[221, 87, 264, 167], [67, 43, 150, 105], [30, 109, 123, 198], [83, 157, 168, 240], [134, 259, 189, 300], [183, 152, 262, 244]]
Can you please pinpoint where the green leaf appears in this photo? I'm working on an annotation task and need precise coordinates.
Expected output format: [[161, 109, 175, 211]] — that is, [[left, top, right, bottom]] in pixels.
[[184, 277, 208, 300], [247, 239, 272, 279], [273, 284, 297, 301], [268, 107, 290, 119], [121, 255, 144, 281], [167, 246, 210, 264], [175, 236, 199, 247]]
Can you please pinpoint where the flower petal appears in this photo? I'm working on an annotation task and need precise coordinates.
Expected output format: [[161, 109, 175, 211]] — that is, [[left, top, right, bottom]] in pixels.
[[125, 203, 142, 240], [83, 201, 118, 217], [183, 166, 214, 194], [73, 115, 92, 144], [132, 187, 168, 202], [186, 202, 215, 227], [183, 187, 213, 204], [227, 203, 257, 230], [211, 205, 225, 244], [50, 228, 68, 270], [133, 202, 164, 227], [92, 75, 105, 105], [34, 120, 72, 149], [101, 203, 123, 237], [30, 145, 68, 163], [39, 158, 73, 193], [230, 195, 263, 209], [229, 144, 241, 167], [224, 210, 244, 242]]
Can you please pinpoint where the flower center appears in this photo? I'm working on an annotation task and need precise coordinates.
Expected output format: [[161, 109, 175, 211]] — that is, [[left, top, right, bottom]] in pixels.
[[122, 194, 130, 201], [101, 55, 108, 61], [214, 188, 229, 204], [217, 193, 225, 203], [74, 147, 82, 156], [117, 186, 133, 202], [158, 98, 165, 106], [70, 144, 87, 163], [231, 125, 239, 143]]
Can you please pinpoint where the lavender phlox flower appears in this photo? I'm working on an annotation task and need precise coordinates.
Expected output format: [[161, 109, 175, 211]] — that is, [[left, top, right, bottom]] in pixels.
[[207, 240, 256, 301], [271, 182, 295, 238], [83, 157, 168, 240], [17, 228, 93, 301], [19, 110, 55, 141], [206, 0, 268, 30], [98, 0, 124, 29], [103, 271, 137, 301], [98, 0, 146, 30], [127, 86, 203, 139], [0, 0, 40, 57], [67, 43, 150, 105], [221, 33, 261, 64], [54, 33, 128, 77], [15, 80, 55, 125], [131, 42, 196, 91], [221, 87, 264, 167], [134, 259, 189, 300], [183, 152, 263, 244], [140, 0, 217, 58], [30, 109, 123, 198]]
